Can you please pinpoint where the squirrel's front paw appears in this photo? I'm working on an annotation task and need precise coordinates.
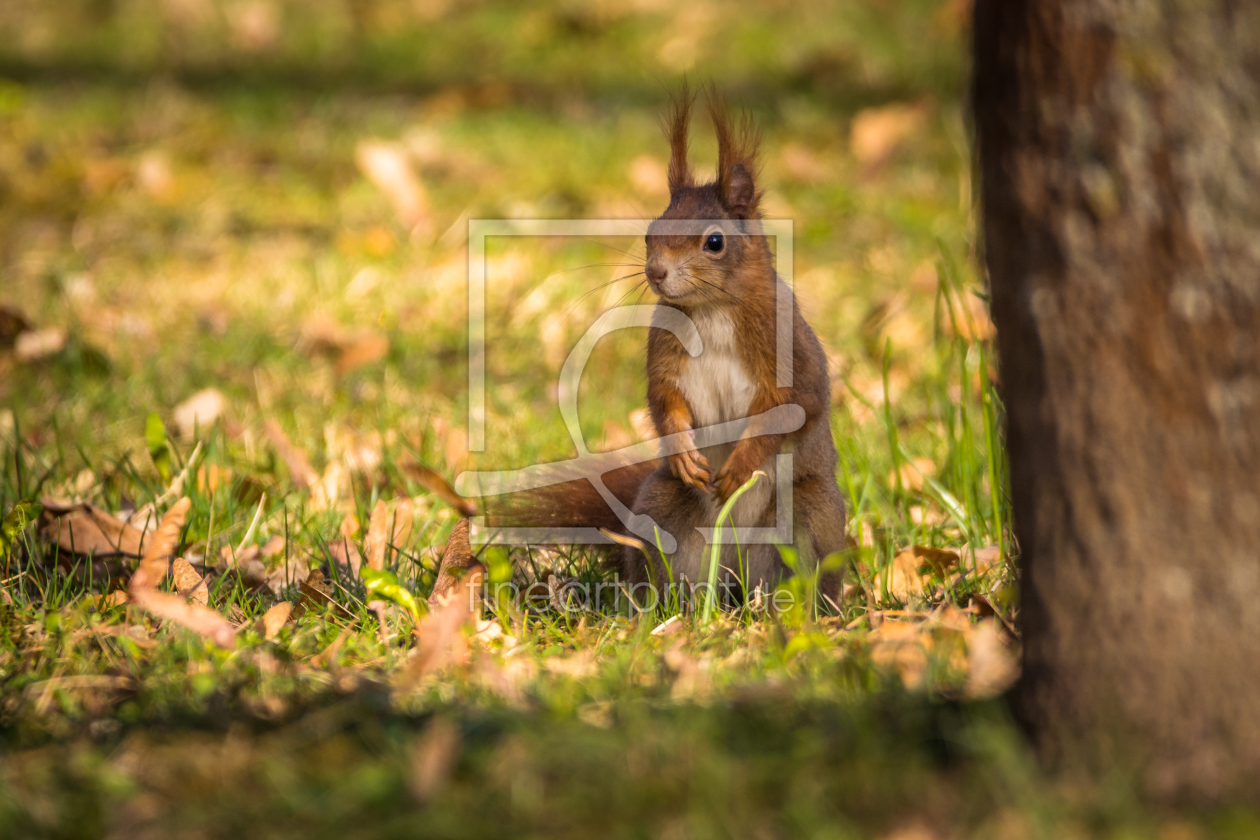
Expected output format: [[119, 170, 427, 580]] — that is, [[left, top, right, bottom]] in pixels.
[[669, 449, 712, 492], [713, 457, 755, 503], [667, 430, 711, 492]]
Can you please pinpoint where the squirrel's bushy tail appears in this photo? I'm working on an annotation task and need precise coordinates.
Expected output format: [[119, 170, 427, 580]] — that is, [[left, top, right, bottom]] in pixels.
[[480, 459, 659, 537]]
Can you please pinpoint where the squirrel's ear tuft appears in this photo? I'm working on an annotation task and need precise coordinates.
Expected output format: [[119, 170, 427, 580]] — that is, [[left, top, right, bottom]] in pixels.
[[662, 82, 696, 194], [707, 87, 762, 219], [726, 163, 756, 217]]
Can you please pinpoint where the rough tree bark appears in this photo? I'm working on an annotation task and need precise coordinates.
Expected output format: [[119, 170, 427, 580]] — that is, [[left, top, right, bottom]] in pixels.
[[973, 0, 1260, 799]]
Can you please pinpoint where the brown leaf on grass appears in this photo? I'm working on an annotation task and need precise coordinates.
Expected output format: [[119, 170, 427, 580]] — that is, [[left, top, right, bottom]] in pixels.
[[256, 602, 293, 641], [221, 539, 307, 596], [365, 499, 390, 571], [868, 619, 930, 690], [427, 518, 476, 605], [128, 497, 191, 591], [172, 557, 208, 606], [888, 457, 937, 493], [263, 555, 309, 595], [355, 140, 431, 233], [328, 537, 363, 579], [885, 545, 961, 603], [335, 333, 389, 376], [963, 619, 1020, 699], [311, 461, 346, 512], [402, 461, 478, 516], [392, 499, 415, 553], [39, 500, 145, 560], [264, 420, 319, 489], [444, 426, 468, 476], [970, 592, 1017, 639], [128, 498, 236, 649], [940, 290, 996, 342], [196, 464, 233, 494], [294, 576, 352, 620], [398, 562, 484, 687], [15, 328, 67, 362], [969, 544, 1002, 576], [96, 590, 129, 609], [130, 588, 236, 648], [296, 314, 347, 356], [173, 388, 227, 439], [409, 717, 462, 804], [849, 100, 932, 169]]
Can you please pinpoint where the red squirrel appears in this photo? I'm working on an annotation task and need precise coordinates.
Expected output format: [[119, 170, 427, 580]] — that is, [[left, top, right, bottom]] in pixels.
[[488, 88, 847, 602]]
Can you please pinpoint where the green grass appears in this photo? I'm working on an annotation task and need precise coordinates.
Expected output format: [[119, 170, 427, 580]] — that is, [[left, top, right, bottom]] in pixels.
[[0, 0, 1251, 836]]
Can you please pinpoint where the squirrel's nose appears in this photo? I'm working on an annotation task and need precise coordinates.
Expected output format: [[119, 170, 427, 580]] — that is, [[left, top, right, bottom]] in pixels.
[[646, 263, 668, 286]]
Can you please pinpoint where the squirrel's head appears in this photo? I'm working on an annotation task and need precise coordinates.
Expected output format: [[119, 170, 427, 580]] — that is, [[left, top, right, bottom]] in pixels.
[[644, 85, 767, 307]]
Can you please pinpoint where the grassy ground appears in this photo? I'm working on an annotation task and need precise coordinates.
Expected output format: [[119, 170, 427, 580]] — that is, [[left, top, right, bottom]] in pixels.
[[0, 1, 1253, 837]]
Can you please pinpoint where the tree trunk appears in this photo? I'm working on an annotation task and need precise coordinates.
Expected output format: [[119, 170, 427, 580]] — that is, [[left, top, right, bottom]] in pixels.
[[973, 0, 1260, 800]]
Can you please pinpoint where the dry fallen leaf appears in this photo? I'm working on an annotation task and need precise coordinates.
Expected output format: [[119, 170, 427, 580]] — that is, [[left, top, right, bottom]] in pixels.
[[14, 327, 66, 362], [294, 576, 348, 620], [544, 650, 597, 679], [39, 500, 145, 560], [173, 388, 227, 438], [885, 545, 961, 603], [392, 499, 416, 553], [128, 498, 236, 649], [969, 544, 1002, 576], [940, 290, 996, 342], [963, 619, 1020, 699], [128, 497, 191, 590], [427, 518, 476, 604], [868, 619, 930, 690], [651, 615, 683, 637], [96, 590, 129, 609], [398, 562, 484, 686], [264, 420, 320, 489], [403, 461, 478, 517], [355, 140, 430, 233], [364, 499, 390, 572], [850, 100, 932, 169], [196, 464, 233, 494], [257, 601, 293, 641], [136, 149, 175, 200], [328, 536, 364, 579], [130, 588, 237, 648], [335, 333, 389, 376], [172, 557, 208, 606], [888, 457, 937, 493]]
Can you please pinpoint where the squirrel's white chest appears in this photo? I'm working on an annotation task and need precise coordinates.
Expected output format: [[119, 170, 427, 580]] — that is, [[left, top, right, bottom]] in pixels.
[[678, 310, 755, 429]]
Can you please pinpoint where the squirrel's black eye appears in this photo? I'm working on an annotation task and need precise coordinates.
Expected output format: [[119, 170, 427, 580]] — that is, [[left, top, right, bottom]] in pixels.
[[703, 232, 724, 253]]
